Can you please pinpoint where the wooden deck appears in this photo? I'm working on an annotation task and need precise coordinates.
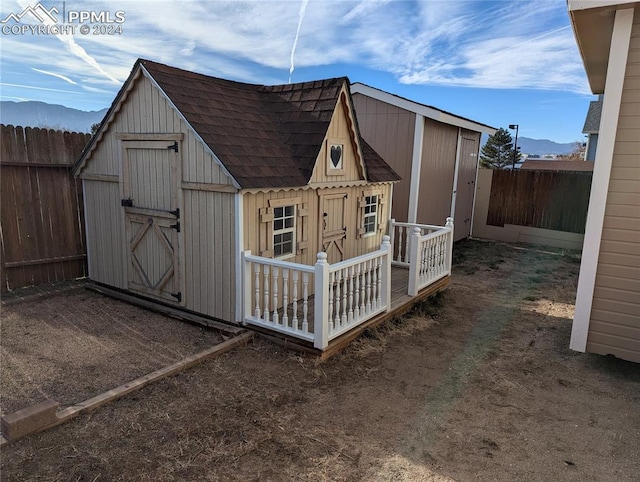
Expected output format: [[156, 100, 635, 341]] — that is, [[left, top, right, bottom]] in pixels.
[[250, 266, 450, 359], [91, 266, 450, 360]]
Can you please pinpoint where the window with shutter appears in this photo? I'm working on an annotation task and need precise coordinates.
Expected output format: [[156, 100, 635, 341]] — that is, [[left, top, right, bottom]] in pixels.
[[258, 197, 308, 258]]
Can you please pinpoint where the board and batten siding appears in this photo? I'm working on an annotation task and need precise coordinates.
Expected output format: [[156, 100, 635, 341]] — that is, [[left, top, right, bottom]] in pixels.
[[242, 185, 393, 265], [80, 71, 238, 322], [183, 189, 236, 321], [243, 189, 318, 266], [351, 93, 416, 225], [310, 89, 365, 185], [83, 180, 126, 288], [587, 13, 640, 362]]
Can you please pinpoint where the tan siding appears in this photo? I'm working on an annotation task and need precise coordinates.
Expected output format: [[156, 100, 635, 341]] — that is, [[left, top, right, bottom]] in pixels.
[[183, 190, 236, 321], [417, 118, 458, 225], [310, 89, 364, 185], [242, 184, 392, 266], [613, 141, 640, 155], [243, 190, 319, 267], [587, 16, 640, 363], [596, 273, 640, 292], [592, 309, 639, 328], [603, 211, 640, 229], [82, 72, 239, 320], [586, 332, 640, 363], [352, 93, 415, 222], [83, 75, 234, 187], [83, 180, 126, 289]]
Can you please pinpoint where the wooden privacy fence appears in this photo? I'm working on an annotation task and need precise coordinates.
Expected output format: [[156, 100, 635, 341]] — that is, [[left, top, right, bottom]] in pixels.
[[1, 124, 91, 292], [487, 169, 592, 234]]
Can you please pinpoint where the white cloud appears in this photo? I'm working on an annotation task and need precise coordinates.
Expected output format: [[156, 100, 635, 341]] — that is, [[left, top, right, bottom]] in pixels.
[[32, 68, 77, 84], [0, 82, 81, 94], [1, 0, 588, 98]]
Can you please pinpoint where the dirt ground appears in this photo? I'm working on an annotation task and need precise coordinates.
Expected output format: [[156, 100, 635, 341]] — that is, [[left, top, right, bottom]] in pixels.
[[1, 287, 225, 415], [1, 239, 639, 481]]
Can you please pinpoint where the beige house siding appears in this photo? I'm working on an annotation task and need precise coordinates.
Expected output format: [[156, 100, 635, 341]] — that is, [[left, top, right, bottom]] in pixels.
[[242, 184, 392, 266], [83, 180, 127, 289], [351, 93, 415, 224], [79, 72, 238, 321], [417, 118, 458, 226], [310, 88, 366, 185], [587, 14, 640, 362], [183, 189, 236, 321], [81, 74, 235, 187]]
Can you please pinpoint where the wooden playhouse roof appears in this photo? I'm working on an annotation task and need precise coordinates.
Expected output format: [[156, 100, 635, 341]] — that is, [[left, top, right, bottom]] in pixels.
[[78, 59, 400, 189]]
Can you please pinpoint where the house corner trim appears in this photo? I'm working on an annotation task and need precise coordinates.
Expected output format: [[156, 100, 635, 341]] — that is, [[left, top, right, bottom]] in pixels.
[[570, 7, 634, 352]]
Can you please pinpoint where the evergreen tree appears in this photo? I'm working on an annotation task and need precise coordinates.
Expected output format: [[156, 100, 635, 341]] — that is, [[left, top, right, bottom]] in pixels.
[[480, 128, 517, 169]]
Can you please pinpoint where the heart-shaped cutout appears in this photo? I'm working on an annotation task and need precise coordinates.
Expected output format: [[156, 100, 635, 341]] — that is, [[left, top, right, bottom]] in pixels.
[[330, 145, 342, 167]]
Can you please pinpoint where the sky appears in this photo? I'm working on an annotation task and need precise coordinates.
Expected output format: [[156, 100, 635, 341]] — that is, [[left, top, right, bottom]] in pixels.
[[0, 0, 596, 143]]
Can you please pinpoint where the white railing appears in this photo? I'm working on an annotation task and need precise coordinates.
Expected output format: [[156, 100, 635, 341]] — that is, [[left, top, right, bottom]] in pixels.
[[324, 237, 391, 343], [242, 236, 391, 350], [406, 217, 454, 296], [389, 219, 444, 267], [242, 219, 453, 351], [242, 254, 316, 342]]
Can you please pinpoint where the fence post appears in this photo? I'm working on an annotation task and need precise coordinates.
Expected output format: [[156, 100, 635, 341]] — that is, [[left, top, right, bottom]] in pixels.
[[407, 227, 422, 296], [446, 217, 454, 275], [314, 252, 330, 350], [380, 235, 391, 311], [241, 250, 252, 325]]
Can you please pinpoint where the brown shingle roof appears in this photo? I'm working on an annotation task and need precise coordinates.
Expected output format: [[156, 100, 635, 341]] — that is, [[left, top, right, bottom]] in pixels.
[[140, 59, 399, 189]]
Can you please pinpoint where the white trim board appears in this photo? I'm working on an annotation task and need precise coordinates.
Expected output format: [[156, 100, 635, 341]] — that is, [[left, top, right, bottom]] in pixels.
[[351, 83, 497, 135], [570, 7, 634, 353], [407, 114, 425, 223]]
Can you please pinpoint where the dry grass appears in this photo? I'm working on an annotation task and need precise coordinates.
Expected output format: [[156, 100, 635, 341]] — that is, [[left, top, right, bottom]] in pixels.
[[2, 240, 638, 482]]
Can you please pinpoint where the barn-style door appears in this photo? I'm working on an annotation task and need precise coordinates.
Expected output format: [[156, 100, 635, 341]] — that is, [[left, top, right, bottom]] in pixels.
[[320, 191, 348, 264], [121, 139, 182, 303]]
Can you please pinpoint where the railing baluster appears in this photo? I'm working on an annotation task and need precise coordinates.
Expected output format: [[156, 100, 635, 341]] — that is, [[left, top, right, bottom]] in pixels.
[[366, 260, 372, 313], [403, 226, 410, 264], [336, 270, 343, 328], [292, 270, 298, 330], [272, 266, 279, 324], [282, 268, 289, 327], [347, 266, 354, 324], [371, 259, 378, 310], [254, 263, 261, 319], [397, 225, 404, 263], [328, 271, 335, 333], [376, 256, 382, 308], [341, 268, 348, 326], [354, 264, 361, 321], [302, 272, 309, 333], [263, 264, 270, 322]]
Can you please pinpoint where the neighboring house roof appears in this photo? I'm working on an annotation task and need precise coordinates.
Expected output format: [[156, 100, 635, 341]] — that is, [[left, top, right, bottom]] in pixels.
[[76, 59, 400, 189], [520, 160, 594, 171], [350, 82, 497, 134], [582, 99, 603, 133]]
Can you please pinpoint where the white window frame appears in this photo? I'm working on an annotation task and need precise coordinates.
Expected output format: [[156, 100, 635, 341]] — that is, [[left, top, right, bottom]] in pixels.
[[273, 205, 296, 259], [363, 194, 378, 237]]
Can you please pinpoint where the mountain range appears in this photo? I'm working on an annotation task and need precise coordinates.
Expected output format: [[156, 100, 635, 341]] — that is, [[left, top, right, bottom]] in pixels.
[[0, 101, 108, 134], [0, 101, 578, 155]]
